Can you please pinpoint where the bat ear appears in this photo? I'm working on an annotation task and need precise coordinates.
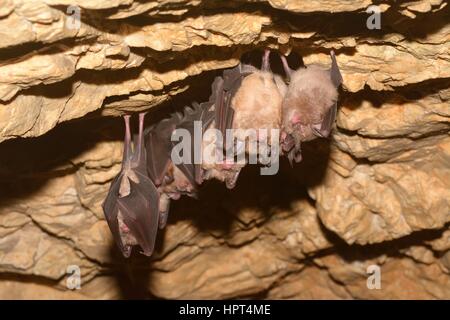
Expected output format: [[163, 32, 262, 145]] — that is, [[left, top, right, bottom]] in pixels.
[[315, 101, 337, 138], [330, 51, 343, 88]]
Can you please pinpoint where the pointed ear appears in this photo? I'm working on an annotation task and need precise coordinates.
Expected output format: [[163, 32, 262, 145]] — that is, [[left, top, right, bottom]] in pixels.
[[330, 51, 343, 88], [315, 102, 337, 138]]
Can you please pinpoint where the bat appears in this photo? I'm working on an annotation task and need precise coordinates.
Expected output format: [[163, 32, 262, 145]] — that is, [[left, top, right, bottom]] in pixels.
[[145, 117, 177, 187], [145, 116, 175, 229], [173, 101, 215, 185], [230, 49, 285, 153], [280, 50, 343, 164], [198, 49, 289, 188], [198, 60, 251, 189], [102, 113, 160, 257], [145, 102, 214, 229]]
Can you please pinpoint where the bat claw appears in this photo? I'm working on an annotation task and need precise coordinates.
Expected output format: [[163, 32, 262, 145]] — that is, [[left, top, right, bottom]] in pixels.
[[312, 126, 325, 138]]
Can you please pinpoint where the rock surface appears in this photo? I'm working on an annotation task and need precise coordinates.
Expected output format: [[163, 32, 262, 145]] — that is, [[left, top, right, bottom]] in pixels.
[[0, 0, 449, 299]]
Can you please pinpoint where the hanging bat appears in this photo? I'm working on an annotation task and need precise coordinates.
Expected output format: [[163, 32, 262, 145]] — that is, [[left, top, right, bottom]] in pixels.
[[145, 102, 214, 228], [199, 49, 287, 187], [280, 50, 343, 164], [198, 64, 247, 188], [102, 113, 160, 257], [229, 49, 286, 154], [172, 101, 215, 184], [144, 116, 177, 229]]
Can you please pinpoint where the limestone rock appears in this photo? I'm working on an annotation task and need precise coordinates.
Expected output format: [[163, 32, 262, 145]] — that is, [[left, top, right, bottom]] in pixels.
[[0, 0, 449, 299]]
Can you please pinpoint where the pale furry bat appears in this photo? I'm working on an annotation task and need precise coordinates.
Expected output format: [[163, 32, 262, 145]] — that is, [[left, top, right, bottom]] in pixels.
[[231, 49, 286, 153], [199, 49, 286, 187], [280, 51, 343, 164]]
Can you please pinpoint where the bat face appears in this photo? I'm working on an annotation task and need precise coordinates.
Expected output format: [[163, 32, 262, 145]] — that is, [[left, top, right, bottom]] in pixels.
[[201, 155, 246, 189], [158, 163, 197, 199], [102, 113, 160, 257], [280, 51, 343, 163]]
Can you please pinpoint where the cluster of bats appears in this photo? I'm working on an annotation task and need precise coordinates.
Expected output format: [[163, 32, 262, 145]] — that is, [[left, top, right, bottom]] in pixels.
[[103, 49, 343, 257]]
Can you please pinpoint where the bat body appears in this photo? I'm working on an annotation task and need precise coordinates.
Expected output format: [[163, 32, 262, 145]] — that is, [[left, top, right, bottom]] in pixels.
[[280, 51, 343, 164], [146, 102, 213, 228], [231, 50, 286, 157], [102, 113, 160, 257], [200, 50, 286, 188], [198, 72, 245, 189]]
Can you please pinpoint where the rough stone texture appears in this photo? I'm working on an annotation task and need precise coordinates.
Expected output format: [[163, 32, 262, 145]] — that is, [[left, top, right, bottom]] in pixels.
[[0, 0, 449, 299]]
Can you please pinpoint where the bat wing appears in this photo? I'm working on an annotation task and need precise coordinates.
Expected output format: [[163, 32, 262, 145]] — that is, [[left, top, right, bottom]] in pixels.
[[314, 52, 343, 138], [145, 119, 176, 186], [214, 63, 253, 142], [173, 102, 214, 185], [315, 101, 337, 138], [330, 51, 343, 88], [210, 76, 227, 136], [117, 174, 160, 257], [102, 173, 131, 257], [194, 101, 214, 184]]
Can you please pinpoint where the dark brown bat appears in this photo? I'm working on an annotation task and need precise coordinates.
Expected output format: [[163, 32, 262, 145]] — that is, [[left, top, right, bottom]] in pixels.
[[172, 101, 215, 185], [280, 50, 343, 164], [145, 115, 177, 229], [102, 113, 160, 257], [145, 117, 177, 187], [145, 102, 213, 228]]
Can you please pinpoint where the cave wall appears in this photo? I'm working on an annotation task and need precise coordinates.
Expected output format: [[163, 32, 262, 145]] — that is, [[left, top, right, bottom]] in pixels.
[[0, 0, 449, 299]]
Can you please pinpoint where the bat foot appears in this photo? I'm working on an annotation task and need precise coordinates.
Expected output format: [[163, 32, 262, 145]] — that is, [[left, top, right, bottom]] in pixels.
[[280, 54, 293, 79], [262, 48, 271, 72]]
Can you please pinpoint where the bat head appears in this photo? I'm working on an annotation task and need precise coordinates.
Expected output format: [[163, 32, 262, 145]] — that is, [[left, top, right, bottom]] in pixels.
[[281, 64, 339, 147], [159, 164, 197, 200], [280, 52, 343, 162]]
